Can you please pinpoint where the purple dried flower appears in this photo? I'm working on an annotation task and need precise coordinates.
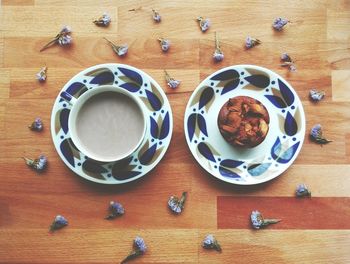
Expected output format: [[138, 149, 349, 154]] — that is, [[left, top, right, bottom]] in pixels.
[[121, 236, 147, 263], [296, 183, 311, 197], [103, 37, 128, 56], [49, 215, 68, 232], [245, 36, 261, 49], [40, 26, 72, 52], [158, 38, 170, 52], [168, 191, 187, 214], [23, 155, 47, 172], [309, 89, 325, 102], [197, 17, 210, 32], [164, 70, 180, 89], [202, 234, 222, 252], [310, 124, 332, 144], [29, 117, 43, 131], [213, 32, 224, 62], [250, 210, 281, 229], [93, 12, 111, 26], [36, 66, 47, 82], [152, 9, 161, 22], [273, 17, 289, 31], [105, 201, 125, 220], [280, 52, 296, 71]]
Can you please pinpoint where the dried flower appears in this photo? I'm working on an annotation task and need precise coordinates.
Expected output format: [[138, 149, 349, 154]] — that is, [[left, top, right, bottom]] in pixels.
[[296, 183, 311, 198], [121, 236, 147, 264], [105, 201, 125, 220], [168, 191, 187, 214], [245, 36, 261, 49], [272, 17, 289, 31], [213, 32, 224, 62], [309, 89, 325, 102], [152, 9, 161, 22], [103, 37, 128, 56], [40, 26, 72, 52], [250, 210, 281, 229], [310, 124, 332, 144], [280, 52, 297, 72], [93, 12, 111, 27], [202, 234, 222, 252], [164, 70, 181, 89], [158, 38, 170, 52], [197, 17, 211, 32], [28, 117, 43, 131], [23, 155, 47, 172], [49, 215, 68, 232], [128, 7, 142, 12], [36, 66, 47, 82]]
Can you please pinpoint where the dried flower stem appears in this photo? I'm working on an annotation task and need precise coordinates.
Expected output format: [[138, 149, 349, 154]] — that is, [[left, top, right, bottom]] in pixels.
[[128, 6, 142, 11], [120, 250, 142, 264]]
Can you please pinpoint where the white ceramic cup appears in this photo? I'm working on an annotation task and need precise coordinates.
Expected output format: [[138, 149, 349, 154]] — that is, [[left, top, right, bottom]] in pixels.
[[62, 85, 146, 163]]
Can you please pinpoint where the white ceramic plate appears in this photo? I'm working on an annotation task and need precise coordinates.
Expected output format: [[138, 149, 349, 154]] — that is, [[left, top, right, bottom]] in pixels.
[[184, 65, 305, 185], [51, 63, 173, 184]]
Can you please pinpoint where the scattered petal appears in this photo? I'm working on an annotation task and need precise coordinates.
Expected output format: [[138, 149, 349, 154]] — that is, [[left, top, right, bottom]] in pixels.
[[280, 52, 296, 72], [245, 36, 261, 49], [28, 117, 43, 131], [104, 37, 128, 56], [296, 183, 311, 198], [49, 215, 68, 232], [197, 17, 211, 32], [158, 38, 170, 52], [152, 9, 161, 22], [40, 25, 73, 52], [309, 89, 325, 102], [105, 201, 125, 220], [273, 17, 289, 31], [168, 192, 187, 214], [213, 32, 224, 62], [23, 155, 47, 172], [36, 66, 47, 82], [202, 234, 222, 252], [250, 210, 281, 229], [164, 70, 180, 89], [121, 236, 147, 263], [93, 12, 111, 26], [58, 34, 72, 46], [310, 124, 332, 144]]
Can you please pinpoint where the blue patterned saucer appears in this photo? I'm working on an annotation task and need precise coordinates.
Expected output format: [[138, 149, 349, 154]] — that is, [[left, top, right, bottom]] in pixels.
[[184, 65, 305, 185], [51, 64, 173, 184]]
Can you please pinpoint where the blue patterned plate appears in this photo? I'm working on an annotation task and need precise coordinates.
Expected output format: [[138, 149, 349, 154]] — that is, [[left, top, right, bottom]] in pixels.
[[184, 65, 305, 185], [51, 64, 173, 184]]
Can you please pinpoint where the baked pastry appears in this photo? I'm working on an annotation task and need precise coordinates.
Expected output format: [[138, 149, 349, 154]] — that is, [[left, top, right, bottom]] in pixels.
[[217, 96, 270, 148]]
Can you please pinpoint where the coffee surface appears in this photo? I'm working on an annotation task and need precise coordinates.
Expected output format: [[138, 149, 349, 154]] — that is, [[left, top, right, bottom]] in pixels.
[[75, 91, 144, 160]]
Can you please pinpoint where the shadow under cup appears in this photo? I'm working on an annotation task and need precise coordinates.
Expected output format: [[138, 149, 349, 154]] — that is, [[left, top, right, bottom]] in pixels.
[[68, 86, 146, 163]]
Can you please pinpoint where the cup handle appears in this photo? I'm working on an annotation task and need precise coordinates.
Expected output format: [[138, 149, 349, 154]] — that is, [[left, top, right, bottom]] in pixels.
[[60, 91, 77, 105]]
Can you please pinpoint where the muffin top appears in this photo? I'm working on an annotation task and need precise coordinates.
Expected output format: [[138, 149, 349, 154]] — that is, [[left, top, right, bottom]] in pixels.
[[217, 96, 270, 148]]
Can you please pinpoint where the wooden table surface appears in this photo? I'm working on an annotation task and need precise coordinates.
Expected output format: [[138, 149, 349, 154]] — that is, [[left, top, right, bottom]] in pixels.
[[1, 0, 350, 263]]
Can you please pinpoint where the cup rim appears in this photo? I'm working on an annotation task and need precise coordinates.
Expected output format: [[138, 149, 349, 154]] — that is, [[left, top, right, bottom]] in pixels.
[[68, 85, 147, 163]]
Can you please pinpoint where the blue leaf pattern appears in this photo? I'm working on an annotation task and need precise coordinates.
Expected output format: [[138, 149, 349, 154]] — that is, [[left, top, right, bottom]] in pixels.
[[219, 166, 241, 179], [248, 163, 272, 176], [265, 95, 287, 108], [145, 90, 162, 111], [119, 82, 141, 93], [271, 137, 300, 164], [197, 142, 215, 162], [60, 108, 70, 134], [187, 113, 197, 142], [271, 137, 282, 161], [198, 87, 214, 109], [211, 69, 239, 81], [113, 170, 141, 180], [284, 112, 298, 136], [244, 75, 270, 88], [82, 159, 108, 173], [90, 71, 114, 85], [221, 78, 240, 95], [118, 67, 143, 85], [278, 79, 294, 106], [139, 143, 157, 165], [65, 82, 88, 97], [60, 139, 74, 167], [150, 116, 159, 139], [220, 159, 244, 168], [159, 112, 170, 140], [197, 114, 208, 137]]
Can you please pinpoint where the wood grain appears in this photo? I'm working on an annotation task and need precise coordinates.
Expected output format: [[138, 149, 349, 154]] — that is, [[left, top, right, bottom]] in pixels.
[[1, 0, 350, 263]]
